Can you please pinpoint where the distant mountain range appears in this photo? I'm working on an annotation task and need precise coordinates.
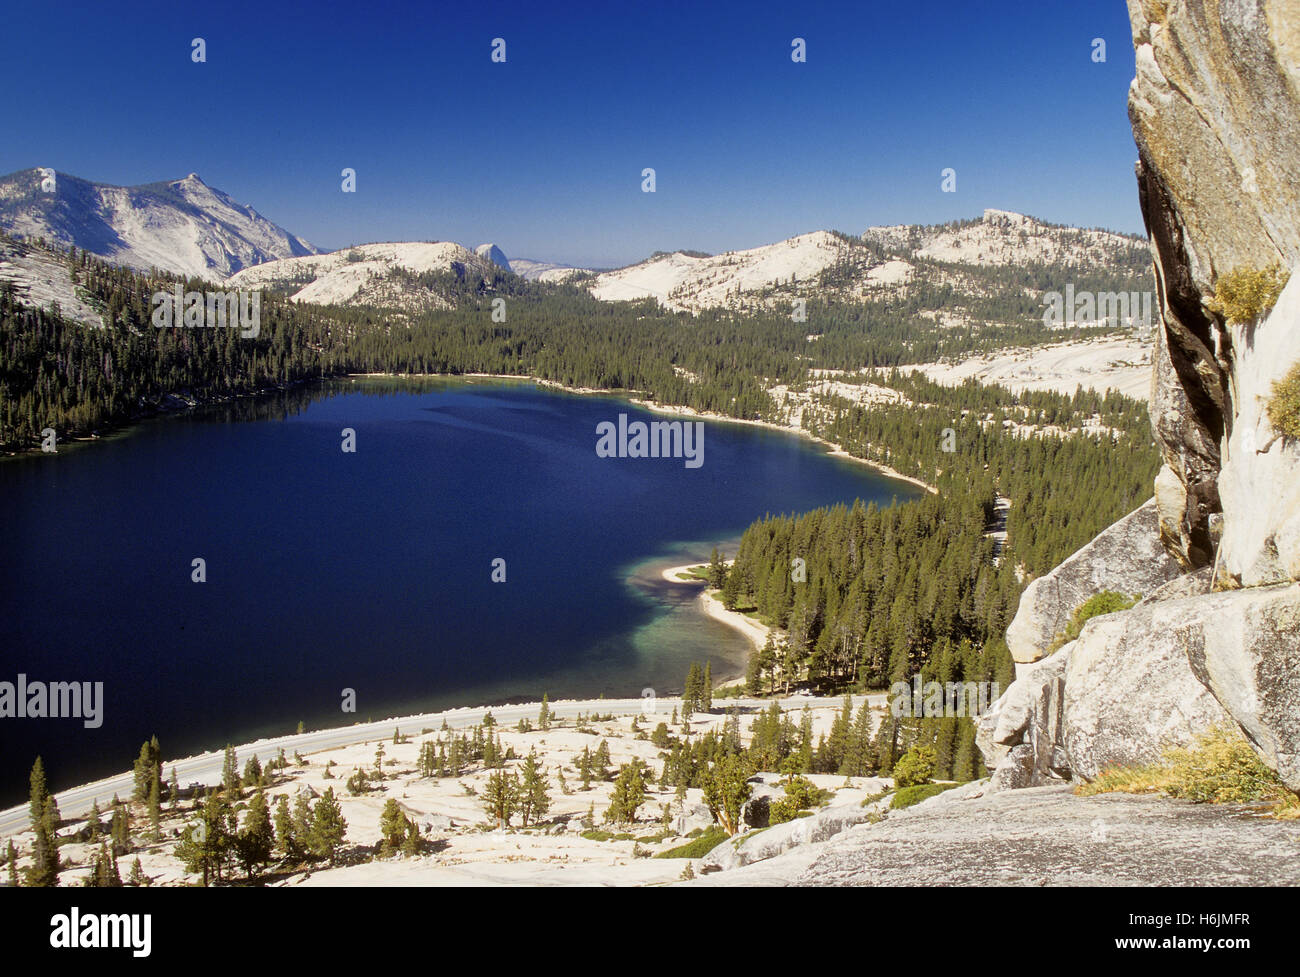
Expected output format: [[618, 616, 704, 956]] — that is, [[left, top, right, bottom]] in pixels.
[[0, 168, 1149, 323]]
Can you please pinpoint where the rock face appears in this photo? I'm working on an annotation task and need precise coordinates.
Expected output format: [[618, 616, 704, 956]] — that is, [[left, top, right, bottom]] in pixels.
[[1004, 499, 1180, 664], [1128, 0, 1300, 567], [1185, 582, 1300, 790], [474, 243, 511, 272], [1216, 272, 1300, 586], [1061, 592, 1234, 781], [976, 651, 1070, 790]]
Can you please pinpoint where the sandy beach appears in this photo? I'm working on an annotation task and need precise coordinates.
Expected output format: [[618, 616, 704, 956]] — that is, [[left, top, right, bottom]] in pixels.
[[659, 562, 773, 662], [630, 399, 937, 495]]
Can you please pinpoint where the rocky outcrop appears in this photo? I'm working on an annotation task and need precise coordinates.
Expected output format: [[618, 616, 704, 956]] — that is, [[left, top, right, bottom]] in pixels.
[[976, 650, 1070, 789], [1061, 593, 1234, 781], [1185, 582, 1300, 790], [699, 799, 883, 874], [1004, 499, 1180, 664], [1129, 0, 1300, 566], [1216, 273, 1300, 586]]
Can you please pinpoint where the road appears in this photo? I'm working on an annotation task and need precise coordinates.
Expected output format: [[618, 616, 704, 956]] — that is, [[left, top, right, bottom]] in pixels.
[[0, 693, 885, 837]]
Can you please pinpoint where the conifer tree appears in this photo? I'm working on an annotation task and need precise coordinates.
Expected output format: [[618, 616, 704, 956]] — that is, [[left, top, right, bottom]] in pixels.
[[237, 790, 274, 878], [604, 761, 647, 825], [309, 788, 347, 865], [538, 693, 552, 730], [5, 840, 17, 887], [220, 745, 240, 800], [482, 770, 520, 827], [519, 751, 551, 827], [127, 857, 147, 887], [28, 757, 48, 830], [379, 799, 409, 856], [702, 754, 752, 836], [274, 795, 299, 861], [702, 662, 713, 712]]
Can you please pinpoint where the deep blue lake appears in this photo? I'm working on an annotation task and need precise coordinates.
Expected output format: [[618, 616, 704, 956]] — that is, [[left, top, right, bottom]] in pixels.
[[0, 378, 919, 803]]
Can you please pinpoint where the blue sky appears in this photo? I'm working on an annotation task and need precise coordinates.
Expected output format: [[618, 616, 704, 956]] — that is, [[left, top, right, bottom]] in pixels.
[[5, 0, 1143, 268]]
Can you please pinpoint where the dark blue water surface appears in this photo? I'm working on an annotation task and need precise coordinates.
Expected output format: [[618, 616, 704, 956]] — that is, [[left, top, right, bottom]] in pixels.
[[0, 379, 918, 803]]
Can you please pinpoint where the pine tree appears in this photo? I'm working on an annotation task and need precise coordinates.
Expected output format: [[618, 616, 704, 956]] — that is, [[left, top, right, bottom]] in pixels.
[[28, 757, 48, 830], [519, 751, 551, 827], [379, 799, 408, 856], [604, 761, 647, 825], [482, 770, 520, 827], [702, 754, 752, 836], [242, 755, 263, 789], [109, 796, 129, 855], [308, 788, 347, 865], [168, 767, 180, 808], [127, 857, 147, 887], [237, 790, 274, 878], [683, 662, 701, 719], [538, 694, 551, 731], [702, 662, 713, 712], [26, 818, 59, 887], [147, 777, 161, 842], [220, 745, 240, 799], [6, 840, 18, 887], [274, 795, 299, 861]]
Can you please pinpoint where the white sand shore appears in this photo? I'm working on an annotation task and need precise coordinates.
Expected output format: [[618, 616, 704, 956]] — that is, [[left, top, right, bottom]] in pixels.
[[631, 399, 937, 495], [660, 562, 772, 656]]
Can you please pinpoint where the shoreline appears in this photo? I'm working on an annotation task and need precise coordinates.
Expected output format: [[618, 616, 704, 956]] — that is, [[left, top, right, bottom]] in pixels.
[[659, 561, 772, 678], [628, 398, 938, 495]]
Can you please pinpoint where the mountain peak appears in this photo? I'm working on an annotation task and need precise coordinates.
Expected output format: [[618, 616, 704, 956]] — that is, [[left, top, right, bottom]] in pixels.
[[475, 243, 511, 272], [0, 168, 318, 280]]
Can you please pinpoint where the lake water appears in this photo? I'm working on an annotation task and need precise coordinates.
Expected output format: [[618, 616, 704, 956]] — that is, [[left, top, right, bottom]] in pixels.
[[0, 378, 919, 803]]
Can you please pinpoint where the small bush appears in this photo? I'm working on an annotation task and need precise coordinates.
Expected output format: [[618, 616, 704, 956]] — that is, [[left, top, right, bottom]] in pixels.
[[890, 782, 959, 809], [1076, 725, 1300, 817], [655, 826, 729, 858], [1266, 362, 1300, 441], [1207, 263, 1289, 325], [1049, 591, 1138, 652], [891, 745, 937, 788]]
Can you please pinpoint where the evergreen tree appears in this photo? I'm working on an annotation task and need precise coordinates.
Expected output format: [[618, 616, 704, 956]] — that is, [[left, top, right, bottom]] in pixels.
[[519, 751, 551, 827], [28, 757, 48, 830], [538, 693, 552, 730], [702, 754, 752, 836], [308, 789, 347, 865], [604, 761, 647, 825], [237, 790, 274, 878], [127, 857, 147, 887], [220, 745, 240, 799], [378, 799, 410, 856], [482, 770, 520, 827]]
